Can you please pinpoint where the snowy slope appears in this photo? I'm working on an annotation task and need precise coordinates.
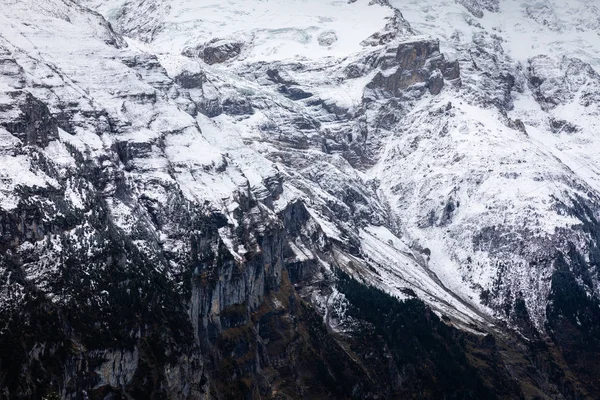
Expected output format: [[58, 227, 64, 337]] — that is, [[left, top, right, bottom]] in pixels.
[[97, 0, 493, 325], [379, 0, 600, 327], [2, 0, 600, 349], [100, 0, 396, 62], [0, 0, 487, 332], [69, 0, 600, 331], [4, 0, 600, 397]]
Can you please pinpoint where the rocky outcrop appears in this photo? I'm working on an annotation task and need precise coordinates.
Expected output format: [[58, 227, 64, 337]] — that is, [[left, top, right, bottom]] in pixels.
[[0, 92, 59, 148], [173, 70, 205, 90], [361, 9, 414, 46], [528, 55, 600, 110], [278, 85, 313, 100], [183, 39, 243, 65], [365, 39, 460, 98]]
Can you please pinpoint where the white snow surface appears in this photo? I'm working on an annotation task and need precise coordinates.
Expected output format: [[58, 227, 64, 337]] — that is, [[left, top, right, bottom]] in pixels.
[[88, 0, 395, 62]]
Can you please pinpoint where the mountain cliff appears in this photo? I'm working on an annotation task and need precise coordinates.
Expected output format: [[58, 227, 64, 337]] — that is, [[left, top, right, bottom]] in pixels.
[[1, 0, 600, 398]]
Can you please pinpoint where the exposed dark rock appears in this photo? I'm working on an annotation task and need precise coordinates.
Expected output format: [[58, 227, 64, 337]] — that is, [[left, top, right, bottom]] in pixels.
[[439, 197, 457, 226], [278, 85, 313, 100], [427, 69, 445, 95], [550, 118, 579, 134], [366, 39, 460, 98], [221, 97, 254, 116], [112, 139, 153, 168], [443, 59, 461, 80], [266, 68, 297, 85], [317, 99, 351, 120], [173, 70, 205, 89], [197, 98, 223, 117], [184, 39, 243, 65], [292, 115, 320, 130], [511, 118, 528, 134], [0, 92, 59, 147]]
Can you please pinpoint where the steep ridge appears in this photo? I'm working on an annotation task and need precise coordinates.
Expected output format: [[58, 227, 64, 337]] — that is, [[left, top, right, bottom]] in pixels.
[[78, 0, 484, 326], [382, 0, 600, 330], [1, 0, 600, 398]]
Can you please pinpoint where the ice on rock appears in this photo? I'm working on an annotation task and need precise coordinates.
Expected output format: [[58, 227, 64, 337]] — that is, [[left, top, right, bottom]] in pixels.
[[71, 0, 600, 331], [3, 2, 600, 396]]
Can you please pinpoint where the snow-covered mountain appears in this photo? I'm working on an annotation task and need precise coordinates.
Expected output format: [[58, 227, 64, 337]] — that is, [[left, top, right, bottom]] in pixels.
[[1, 0, 600, 398]]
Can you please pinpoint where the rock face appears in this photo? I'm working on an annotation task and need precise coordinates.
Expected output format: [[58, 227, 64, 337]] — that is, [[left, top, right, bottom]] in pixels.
[[0, 93, 59, 148], [183, 39, 244, 65], [2, 0, 600, 399], [366, 39, 460, 97]]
